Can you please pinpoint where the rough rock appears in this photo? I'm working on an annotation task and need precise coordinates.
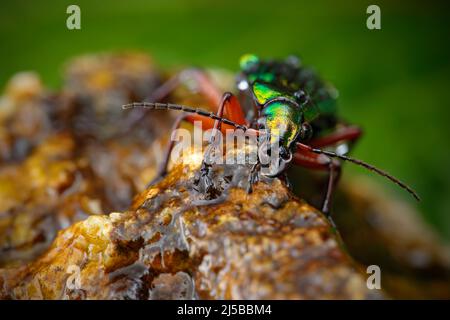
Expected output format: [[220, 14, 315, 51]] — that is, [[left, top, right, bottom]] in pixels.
[[0, 147, 382, 299], [334, 178, 450, 299], [290, 168, 450, 299]]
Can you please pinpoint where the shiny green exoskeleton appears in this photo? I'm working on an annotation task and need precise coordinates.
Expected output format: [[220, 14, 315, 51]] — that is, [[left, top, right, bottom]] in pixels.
[[125, 53, 420, 204], [237, 53, 339, 158], [234, 54, 418, 201]]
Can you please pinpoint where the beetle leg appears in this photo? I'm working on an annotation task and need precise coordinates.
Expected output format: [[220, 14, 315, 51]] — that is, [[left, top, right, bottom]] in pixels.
[[148, 112, 217, 186], [147, 69, 248, 124], [323, 159, 341, 214], [290, 125, 361, 215], [147, 68, 223, 107], [121, 69, 225, 136], [282, 172, 292, 191], [246, 161, 261, 193], [292, 143, 341, 216], [195, 92, 248, 197], [148, 91, 251, 188], [310, 125, 362, 149]]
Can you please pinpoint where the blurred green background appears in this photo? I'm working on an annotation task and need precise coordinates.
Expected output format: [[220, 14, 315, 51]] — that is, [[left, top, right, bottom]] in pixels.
[[0, 0, 449, 240]]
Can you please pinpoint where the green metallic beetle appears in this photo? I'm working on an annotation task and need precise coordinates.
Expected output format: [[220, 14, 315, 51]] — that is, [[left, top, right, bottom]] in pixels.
[[124, 54, 419, 214]]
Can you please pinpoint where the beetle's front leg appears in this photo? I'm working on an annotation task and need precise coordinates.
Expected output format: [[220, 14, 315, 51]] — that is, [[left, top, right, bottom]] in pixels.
[[194, 92, 248, 198], [120, 68, 225, 136], [293, 143, 342, 217], [193, 134, 222, 197], [147, 68, 223, 107], [246, 161, 260, 193], [310, 125, 362, 149], [148, 112, 223, 187]]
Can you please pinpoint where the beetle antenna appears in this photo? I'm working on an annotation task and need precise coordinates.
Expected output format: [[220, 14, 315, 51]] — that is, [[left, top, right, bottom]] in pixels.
[[122, 102, 249, 131], [309, 147, 420, 201]]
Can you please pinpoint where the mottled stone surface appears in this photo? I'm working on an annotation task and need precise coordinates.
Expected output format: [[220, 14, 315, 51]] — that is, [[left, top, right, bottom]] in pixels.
[[0, 54, 169, 267], [291, 168, 450, 299], [0, 148, 381, 299], [334, 178, 450, 299]]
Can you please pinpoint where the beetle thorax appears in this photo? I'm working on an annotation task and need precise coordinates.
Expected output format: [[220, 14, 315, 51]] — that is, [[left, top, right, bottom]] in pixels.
[[260, 101, 302, 149]]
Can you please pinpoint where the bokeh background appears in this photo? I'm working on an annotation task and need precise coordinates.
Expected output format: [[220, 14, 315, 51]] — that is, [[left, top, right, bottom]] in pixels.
[[0, 0, 449, 240]]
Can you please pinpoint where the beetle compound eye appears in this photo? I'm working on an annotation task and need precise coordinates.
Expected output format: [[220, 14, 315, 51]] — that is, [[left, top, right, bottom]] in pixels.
[[239, 54, 259, 72], [294, 90, 308, 104], [300, 122, 313, 141], [285, 55, 301, 68]]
